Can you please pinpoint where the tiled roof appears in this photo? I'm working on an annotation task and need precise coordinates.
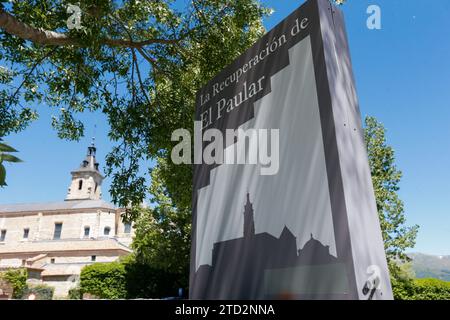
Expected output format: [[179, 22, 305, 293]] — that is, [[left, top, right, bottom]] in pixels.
[[0, 199, 116, 213]]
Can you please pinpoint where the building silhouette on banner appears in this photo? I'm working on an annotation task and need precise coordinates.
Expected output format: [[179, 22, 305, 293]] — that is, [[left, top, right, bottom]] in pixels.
[[194, 193, 343, 299]]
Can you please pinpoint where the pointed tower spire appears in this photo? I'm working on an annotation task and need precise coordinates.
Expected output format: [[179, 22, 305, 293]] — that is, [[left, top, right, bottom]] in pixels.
[[65, 139, 104, 201], [243, 193, 255, 238]]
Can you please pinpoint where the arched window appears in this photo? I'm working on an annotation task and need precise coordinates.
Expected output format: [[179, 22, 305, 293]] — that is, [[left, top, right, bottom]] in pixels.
[[84, 226, 90, 238], [78, 180, 83, 190], [104, 227, 111, 236]]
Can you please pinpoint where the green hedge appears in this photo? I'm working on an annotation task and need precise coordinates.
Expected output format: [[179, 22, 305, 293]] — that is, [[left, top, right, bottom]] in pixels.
[[0, 268, 27, 299], [80, 261, 127, 299], [79, 257, 185, 299], [392, 277, 450, 300]]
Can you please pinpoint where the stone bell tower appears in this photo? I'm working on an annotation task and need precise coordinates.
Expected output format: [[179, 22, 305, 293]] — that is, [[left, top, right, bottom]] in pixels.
[[66, 139, 103, 201]]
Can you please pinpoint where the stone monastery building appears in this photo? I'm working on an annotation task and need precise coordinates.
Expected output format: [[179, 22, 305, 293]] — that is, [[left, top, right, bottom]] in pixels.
[[0, 142, 133, 298]]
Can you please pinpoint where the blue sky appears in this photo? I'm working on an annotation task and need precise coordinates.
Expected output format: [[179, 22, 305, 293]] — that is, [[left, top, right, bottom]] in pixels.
[[1, 0, 449, 255]]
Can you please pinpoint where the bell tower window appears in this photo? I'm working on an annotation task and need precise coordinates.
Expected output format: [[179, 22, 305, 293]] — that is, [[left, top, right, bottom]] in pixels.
[[78, 180, 83, 190]]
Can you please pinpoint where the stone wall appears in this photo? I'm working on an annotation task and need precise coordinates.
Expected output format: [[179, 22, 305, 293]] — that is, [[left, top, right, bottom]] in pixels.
[[0, 209, 133, 243]]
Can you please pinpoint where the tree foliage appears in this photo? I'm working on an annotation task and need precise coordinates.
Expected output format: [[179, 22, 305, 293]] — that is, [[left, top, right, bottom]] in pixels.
[[130, 157, 192, 292], [0, 0, 268, 220], [364, 116, 419, 263]]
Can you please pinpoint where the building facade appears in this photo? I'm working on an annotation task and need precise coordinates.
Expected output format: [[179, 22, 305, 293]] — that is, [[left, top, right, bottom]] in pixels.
[[0, 142, 133, 298]]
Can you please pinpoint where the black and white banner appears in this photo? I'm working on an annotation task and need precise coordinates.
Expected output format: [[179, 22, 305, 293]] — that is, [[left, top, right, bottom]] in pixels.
[[191, 0, 392, 300]]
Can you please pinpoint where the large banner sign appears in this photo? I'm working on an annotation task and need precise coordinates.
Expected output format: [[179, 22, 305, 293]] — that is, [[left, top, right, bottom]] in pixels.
[[190, 0, 393, 299]]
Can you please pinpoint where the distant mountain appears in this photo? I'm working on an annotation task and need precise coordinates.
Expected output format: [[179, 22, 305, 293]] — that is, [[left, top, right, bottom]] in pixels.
[[408, 253, 450, 281]]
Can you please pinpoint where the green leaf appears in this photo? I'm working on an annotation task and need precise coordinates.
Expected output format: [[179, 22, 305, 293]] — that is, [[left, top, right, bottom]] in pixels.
[[0, 143, 18, 153], [1, 154, 22, 163], [0, 163, 6, 186]]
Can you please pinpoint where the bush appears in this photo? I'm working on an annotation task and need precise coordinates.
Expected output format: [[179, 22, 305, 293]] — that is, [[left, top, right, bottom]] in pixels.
[[391, 275, 415, 300], [412, 278, 450, 300], [392, 277, 450, 300], [78, 256, 185, 299], [22, 284, 54, 300], [0, 268, 27, 299], [80, 262, 127, 299]]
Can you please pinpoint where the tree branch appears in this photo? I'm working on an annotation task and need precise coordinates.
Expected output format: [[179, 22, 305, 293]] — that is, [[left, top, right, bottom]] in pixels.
[[132, 49, 151, 106], [0, 9, 74, 45], [104, 38, 179, 48], [0, 8, 178, 48]]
